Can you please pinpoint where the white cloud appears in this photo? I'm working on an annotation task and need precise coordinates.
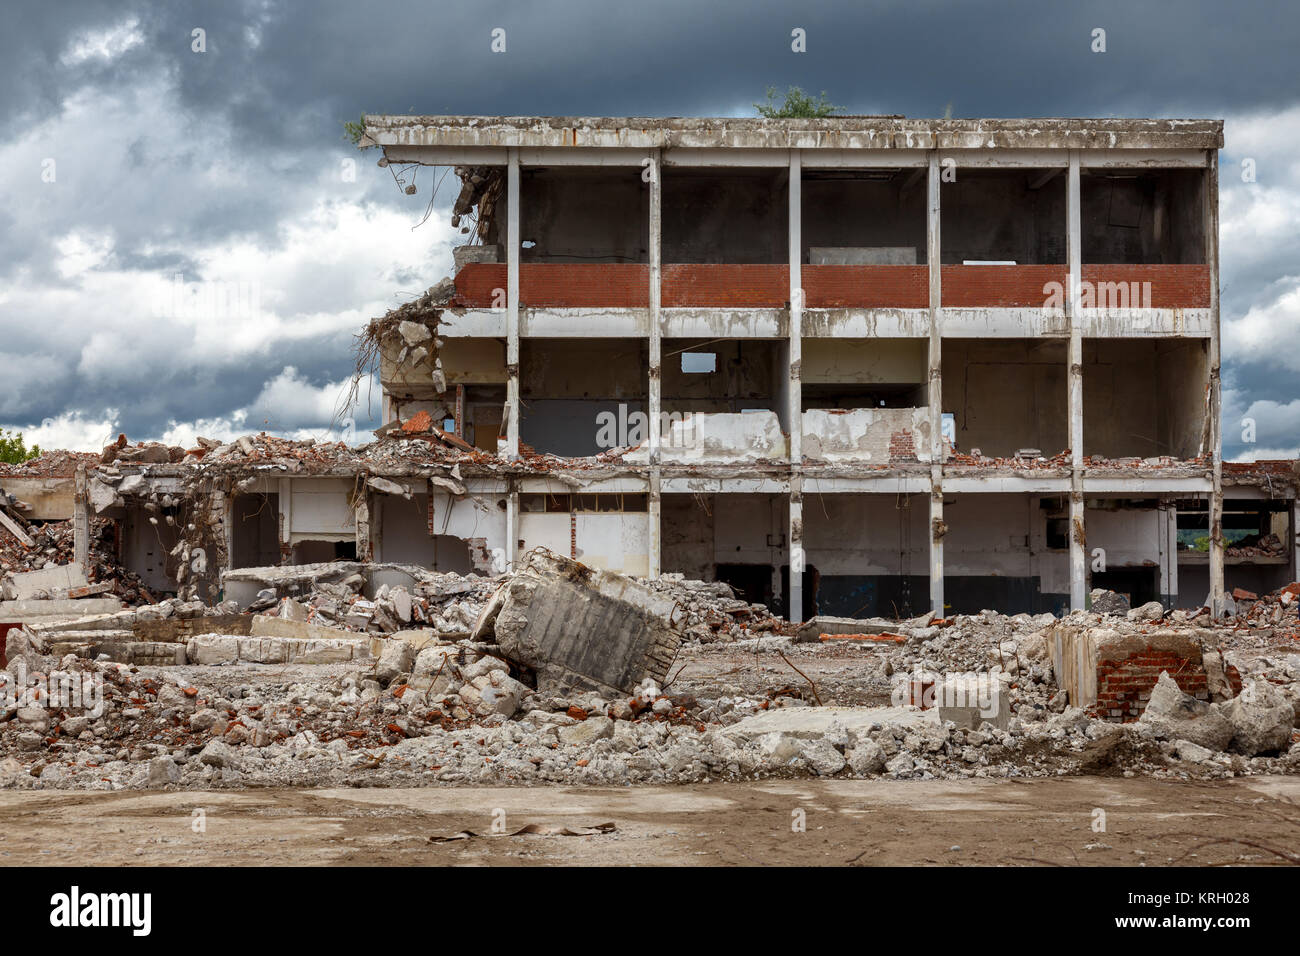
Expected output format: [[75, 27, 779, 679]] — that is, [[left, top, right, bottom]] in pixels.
[[1, 409, 120, 453], [1223, 278, 1300, 371], [60, 18, 144, 66], [0, 54, 454, 440], [157, 369, 378, 448]]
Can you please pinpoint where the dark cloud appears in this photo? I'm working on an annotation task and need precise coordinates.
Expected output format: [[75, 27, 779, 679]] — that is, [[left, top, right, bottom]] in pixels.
[[2, 0, 1297, 451]]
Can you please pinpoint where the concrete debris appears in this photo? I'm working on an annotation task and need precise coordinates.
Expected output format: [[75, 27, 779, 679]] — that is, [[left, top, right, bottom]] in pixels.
[[486, 549, 682, 697], [0, 559, 1297, 791], [1089, 588, 1130, 615]]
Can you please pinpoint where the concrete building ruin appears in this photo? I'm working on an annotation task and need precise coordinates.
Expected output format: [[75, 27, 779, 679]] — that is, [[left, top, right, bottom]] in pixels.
[[5, 114, 1299, 623]]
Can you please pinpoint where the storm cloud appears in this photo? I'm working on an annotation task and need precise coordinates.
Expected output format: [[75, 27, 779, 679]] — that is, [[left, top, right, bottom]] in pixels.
[[2, 0, 1297, 459]]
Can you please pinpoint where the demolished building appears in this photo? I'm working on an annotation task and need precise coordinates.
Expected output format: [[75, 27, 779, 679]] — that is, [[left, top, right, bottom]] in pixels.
[[3, 114, 1299, 626]]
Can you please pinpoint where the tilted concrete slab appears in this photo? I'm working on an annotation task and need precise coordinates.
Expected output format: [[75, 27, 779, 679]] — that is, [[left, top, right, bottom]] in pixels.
[[489, 550, 682, 696]]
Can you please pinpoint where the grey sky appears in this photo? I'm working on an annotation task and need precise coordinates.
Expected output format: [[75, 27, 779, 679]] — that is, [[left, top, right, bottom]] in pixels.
[[2, 0, 1297, 458]]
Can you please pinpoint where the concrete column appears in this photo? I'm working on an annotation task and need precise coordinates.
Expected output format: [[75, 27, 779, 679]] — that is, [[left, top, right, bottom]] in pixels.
[[1292, 499, 1300, 585], [648, 148, 662, 466], [927, 151, 945, 615], [788, 475, 804, 622], [1160, 499, 1178, 608], [787, 149, 803, 465], [1067, 150, 1087, 610], [354, 492, 371, 562], [506, 147, 521, 458], [648, 468, 661, 579], [277, 477, 293, 565], [505, 484, 519, 572], [647, 148, 663, 580], [72, 466, 89, 572], [1205, 150, 1225, 615]]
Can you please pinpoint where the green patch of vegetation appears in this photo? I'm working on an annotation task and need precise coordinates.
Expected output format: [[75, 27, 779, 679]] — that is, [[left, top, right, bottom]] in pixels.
[[343, 114, 371, 147], [754, 86, 843, 119], [0, 428, 40, 465]]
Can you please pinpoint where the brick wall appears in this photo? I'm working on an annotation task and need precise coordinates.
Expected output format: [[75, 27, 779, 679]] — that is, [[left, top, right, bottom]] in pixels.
[[1093, 649, 1243, 722], [454, 263, 650, 308], [888, 429, 917, 462], [942, 265, 1067, 307], [453, 263, 507, 307], [803, 265, 929, 308], [1081, 264, 1211, 308], [662, 264, 789, 307], [454, 262, 1212, 310]]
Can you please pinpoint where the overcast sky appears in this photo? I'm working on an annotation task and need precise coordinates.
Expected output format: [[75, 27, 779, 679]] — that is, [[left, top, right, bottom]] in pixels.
[[2, 0, 1297, 460]]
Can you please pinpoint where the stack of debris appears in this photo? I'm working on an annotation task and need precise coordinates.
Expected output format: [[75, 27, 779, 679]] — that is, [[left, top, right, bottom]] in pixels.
[[2, 559, 1297, 793]]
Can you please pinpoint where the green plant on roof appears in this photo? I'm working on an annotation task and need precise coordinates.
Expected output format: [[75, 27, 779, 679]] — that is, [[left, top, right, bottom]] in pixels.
[[755, 86, 844, 119], [343, 114, 370, 147]]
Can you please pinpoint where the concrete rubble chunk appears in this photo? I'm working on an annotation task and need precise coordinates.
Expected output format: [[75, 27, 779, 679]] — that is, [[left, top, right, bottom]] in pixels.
[[459, 669, 528, 718], [488, 549, 682, 697], [1, 563, 89, 601], [1138, 672, 1233, 751], [373, 638, 415, 685], [1089, 588, 1131, 615], [1221, 679, 1295, 756]]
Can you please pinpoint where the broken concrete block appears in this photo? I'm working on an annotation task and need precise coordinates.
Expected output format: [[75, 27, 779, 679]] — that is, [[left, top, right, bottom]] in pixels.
[[847, 740, 886, 775], [367, 476, 411, 499], [398, 320, 432, 347], [1222, 679, 1295, 756], [1201, 650, 1235, 702], [1138, 672, 1233, 751], [185, 633, 366, 665], [198, 740, 242, 770], [795, 614, 900, 643], [490, 550, 682, 697], [558, 715, 615, 746], [373, 639, 415, 685], [1127, 601, 1165, 623], [459, 670, 527, 718], [249, 615, 357, 643], [2, 563, 88, 601], [147, 756, 180, 787], [936, 672, 1012, 730], [1089, 588, 1130, 615]]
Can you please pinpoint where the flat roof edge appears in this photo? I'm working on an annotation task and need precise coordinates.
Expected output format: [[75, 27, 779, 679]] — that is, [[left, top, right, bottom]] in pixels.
[[363, 115, 1225, 151]]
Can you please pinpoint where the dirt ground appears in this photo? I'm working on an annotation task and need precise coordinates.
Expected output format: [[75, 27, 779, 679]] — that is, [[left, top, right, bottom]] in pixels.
[[1, 775, 1296, 866]]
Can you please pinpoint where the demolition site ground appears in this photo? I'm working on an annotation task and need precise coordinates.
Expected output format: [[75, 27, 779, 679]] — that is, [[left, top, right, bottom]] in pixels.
[[1, 776, 1296, 867]]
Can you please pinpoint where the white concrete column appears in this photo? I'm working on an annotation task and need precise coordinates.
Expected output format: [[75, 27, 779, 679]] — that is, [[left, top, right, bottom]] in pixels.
[[787, 150, 805, 621], [277, 477, 293, 565], [648, 469, 661, 579], [927, 151, 945, 616], [72, 466, 89, 572], [788, 475, 804, 622], [1067, 150, 1087, 610], [1160, 499, 1178, 607], [647, 149, 663, 580], [506, 147, 521, 458], [788, 149, 803, 464], [648, 148, 662, 466], [505, 484, 519, 572], [1205, 150, 1225, 615], [354, 492, 371, 562]]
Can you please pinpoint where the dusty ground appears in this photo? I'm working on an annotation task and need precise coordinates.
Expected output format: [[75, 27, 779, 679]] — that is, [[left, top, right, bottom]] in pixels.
[[1, 775, 1296, 866]]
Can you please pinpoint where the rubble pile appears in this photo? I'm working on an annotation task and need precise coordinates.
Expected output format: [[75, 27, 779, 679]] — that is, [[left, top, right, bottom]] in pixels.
[[1, 561, 1297, 791], [0, 517, 153, 601], [640, 573, 792, 643]]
